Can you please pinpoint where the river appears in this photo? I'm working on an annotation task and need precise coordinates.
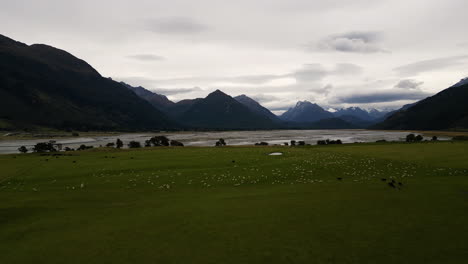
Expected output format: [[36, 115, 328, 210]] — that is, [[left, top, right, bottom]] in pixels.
[[0, 129, 436, 154]]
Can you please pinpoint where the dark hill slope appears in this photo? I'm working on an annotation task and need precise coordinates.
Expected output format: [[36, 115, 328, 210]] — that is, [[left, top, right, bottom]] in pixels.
[[178, 90, 278, 129], [0, 34, 174, 130], [374, 82, 468, 130]]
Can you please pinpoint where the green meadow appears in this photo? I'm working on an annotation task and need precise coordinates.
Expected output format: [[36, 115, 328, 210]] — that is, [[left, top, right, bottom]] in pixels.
[[1, 142, 468, 264]]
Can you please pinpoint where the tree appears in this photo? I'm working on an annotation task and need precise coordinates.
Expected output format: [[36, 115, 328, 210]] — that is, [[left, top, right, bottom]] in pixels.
[[33, 142, 57, 153], [290, 140, 296, 146], [432, 136, 438, 141], [128, 141, 142, 148], [298, 141, 306, 146], [406, 134, 416, 142], [215, 138, 226, 147], [148, 136, 170, 146], [18, 146, 28, 153], [415, 135, 424, 142], [77, 145, 93, 151], [116, 138, 123, 149], [170, 140, 184, 147], [144, 140, 152, 147]]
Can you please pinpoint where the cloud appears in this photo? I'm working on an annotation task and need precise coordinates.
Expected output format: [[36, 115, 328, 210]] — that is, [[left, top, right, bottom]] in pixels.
[[394, 79, 424, 90], [316, 31, 387, 53], [335, 90, 431, 104], [152, 87, 203, 95], [146, 17, 208, 34], [394, 55, 468, 76], [249, 94, 280, 103], [287, 63, 363, 82], [126, 54, 165, 61]]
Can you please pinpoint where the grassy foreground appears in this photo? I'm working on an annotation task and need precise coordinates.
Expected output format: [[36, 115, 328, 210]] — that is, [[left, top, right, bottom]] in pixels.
[[1, 142, 468, 264]]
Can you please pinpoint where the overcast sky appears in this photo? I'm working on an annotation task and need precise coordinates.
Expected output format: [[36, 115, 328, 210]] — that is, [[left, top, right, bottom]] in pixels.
[[2, 0, 468, 113]]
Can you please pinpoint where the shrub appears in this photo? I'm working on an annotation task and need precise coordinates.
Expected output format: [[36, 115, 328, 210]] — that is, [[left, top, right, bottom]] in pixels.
[[128, 141, 142, 148], [18, 146, 28, 153], [215, 138, 226, 147], [170, 140, 184, 147], [116, 138, 124, 149], [33, 142, 57, 153], [106, 142, 115, 147], [406, 134, 416, 142], [77, 145, 94, 151], [255, 142, 269, 146]]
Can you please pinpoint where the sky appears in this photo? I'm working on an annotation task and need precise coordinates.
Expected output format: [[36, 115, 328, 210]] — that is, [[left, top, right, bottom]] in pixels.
[[1, 0, 468, 113]]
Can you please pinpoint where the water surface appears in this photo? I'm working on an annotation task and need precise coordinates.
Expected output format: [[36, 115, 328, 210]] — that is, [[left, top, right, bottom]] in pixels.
[[0, 130, 433, 154]]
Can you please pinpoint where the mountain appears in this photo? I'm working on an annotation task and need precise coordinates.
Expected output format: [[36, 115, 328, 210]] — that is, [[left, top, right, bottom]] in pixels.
[[281, 101, 334, 122], [234, 95, 281, 122], [177, 90, 278, 129], [369, 109, 391, 120], [334, 107, 373, 121], [337, 115, 375, 128], [0, 34, 175, 130], [122, 82, 175, 111], [374, 80, 468, 130]]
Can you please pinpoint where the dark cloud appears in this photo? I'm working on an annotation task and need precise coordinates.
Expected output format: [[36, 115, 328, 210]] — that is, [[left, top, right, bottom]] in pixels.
[[316, 31, 387, 53], [335, 90, 431, 104], [127, 54, 165, 61], [153, 87, 202, 95], [146, 17, 208, 34], [394, 55, 468, 76], [394, 79, 424, 90], [250, 94, 279, 103]]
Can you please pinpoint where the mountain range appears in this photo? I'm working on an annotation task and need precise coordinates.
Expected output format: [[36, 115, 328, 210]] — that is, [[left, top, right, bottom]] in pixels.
[[0, 34, 174, 131], [1, 34, 468, 132]]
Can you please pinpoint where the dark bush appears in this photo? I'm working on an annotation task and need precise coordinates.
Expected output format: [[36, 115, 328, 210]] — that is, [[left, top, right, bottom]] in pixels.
[[148, 136, 170, 146], [116, 138, 123, 149], [406, 134, 416, 142], [18, 146, 28, 153], [255, 142, 269, 146], [415, 135, 424, 142], [106, 142, 115, 147], [33, 142, 57, 153], [170, 140, 184, 147], [128, 141, 142, 148], [215, 138, 227, 147], [77, 144, 94, 151], [290, 140, 296, 146], [298, 141, 306, 146], [431, 136, 438, 141]]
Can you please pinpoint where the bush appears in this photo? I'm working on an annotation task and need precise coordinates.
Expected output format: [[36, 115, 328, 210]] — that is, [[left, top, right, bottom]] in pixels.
[[215, 138, 226, 147], [415, 135, 423, 142], [170, 140, 184, 147], [33, 142, 57, 153], [297, 141, 306, 146], [116, 138, 124, 149], [18, 146, 28, 153], [106, 142, 115, 147], [406, 134, 416, 142], [255, 142, 269, 146], [77, 145, 94, 151], [128, 141, 142, 148], [431, 136, 438, 141]]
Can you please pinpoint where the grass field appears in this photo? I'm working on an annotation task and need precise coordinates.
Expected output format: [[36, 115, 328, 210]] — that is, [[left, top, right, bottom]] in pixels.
[[1, 142, 468, 263]]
